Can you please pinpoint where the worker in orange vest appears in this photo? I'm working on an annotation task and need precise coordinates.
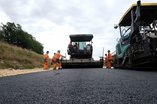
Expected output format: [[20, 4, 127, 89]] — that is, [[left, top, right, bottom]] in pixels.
[[43, 51, 49, 70], [55, 50, 65, 69], [104, 54, 108, 68], [106, 50, 112, 69], [55, 50, 62, 69], [51, 53, 57, 70]]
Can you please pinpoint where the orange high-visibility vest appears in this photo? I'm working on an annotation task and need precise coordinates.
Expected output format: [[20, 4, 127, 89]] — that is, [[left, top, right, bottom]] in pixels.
[[56, 52, 61, 59], [43, 53, 49, 70], [108, 53, 112, 61], [52, 55, 57, 62], [106, 53, 112, 68], [44, 53, 49, 61]]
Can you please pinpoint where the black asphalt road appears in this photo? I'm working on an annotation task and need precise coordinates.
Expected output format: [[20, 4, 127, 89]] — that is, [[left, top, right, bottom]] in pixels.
[[0, 68, 157, 104]]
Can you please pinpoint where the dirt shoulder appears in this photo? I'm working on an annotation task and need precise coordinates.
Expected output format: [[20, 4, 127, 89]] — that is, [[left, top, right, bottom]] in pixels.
[[0, 68, 47, 77]]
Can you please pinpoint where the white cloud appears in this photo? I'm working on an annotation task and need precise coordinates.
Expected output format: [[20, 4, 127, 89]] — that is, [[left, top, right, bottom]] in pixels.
[[0, 0, 154, 59], [0, 10, 11, 24]]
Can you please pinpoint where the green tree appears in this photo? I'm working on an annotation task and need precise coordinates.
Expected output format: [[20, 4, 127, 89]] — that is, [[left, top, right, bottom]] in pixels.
[[0, 22, 43, 54]]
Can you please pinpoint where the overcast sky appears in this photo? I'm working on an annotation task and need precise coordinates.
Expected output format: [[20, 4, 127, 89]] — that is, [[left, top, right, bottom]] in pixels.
[[0, 0, 155, 59]]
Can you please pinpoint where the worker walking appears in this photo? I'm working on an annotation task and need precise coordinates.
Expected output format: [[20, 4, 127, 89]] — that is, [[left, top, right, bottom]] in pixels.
[[55, 50, 65, 69], [43, 51, 49, 70], [106, 50, 112, 69], [51, 53, 57, 70], [56, 50, 62, 69]]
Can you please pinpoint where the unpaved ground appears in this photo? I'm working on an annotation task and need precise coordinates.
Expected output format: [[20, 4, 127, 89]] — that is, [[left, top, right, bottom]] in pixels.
[[0, 68, 47, 77]]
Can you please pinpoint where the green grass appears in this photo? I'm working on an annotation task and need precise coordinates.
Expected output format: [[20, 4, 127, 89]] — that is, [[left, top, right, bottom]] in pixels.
[[0, 41, 44, 69]]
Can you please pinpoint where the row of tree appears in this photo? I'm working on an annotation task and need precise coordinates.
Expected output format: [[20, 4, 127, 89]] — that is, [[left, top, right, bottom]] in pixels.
[[0, 22, 43, 54]]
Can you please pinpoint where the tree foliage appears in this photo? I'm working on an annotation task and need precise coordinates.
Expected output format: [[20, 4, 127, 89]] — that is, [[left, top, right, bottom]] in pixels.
[[0, 22, 43, 54]]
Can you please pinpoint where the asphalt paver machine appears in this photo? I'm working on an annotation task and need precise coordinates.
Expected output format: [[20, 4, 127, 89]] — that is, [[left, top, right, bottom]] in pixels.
[[112, 0, 157, 69], [61, 34, 103, 68]]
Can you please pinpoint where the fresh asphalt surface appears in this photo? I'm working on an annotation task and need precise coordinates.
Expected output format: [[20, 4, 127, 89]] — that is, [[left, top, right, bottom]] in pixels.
[[0, 68, 157, 104]]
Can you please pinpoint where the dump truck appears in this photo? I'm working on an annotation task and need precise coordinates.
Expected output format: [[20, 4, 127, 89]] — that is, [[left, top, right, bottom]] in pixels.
[[61, 34, 104, 68], [112, 0, 157, 69]]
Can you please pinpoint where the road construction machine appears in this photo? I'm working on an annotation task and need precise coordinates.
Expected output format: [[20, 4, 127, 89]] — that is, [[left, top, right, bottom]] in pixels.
[[112, 0, 157, 69], [61, 34, 104, 68]]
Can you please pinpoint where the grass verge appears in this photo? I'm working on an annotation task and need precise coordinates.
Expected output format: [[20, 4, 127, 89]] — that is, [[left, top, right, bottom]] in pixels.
[[0, 42, 43, 69]]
